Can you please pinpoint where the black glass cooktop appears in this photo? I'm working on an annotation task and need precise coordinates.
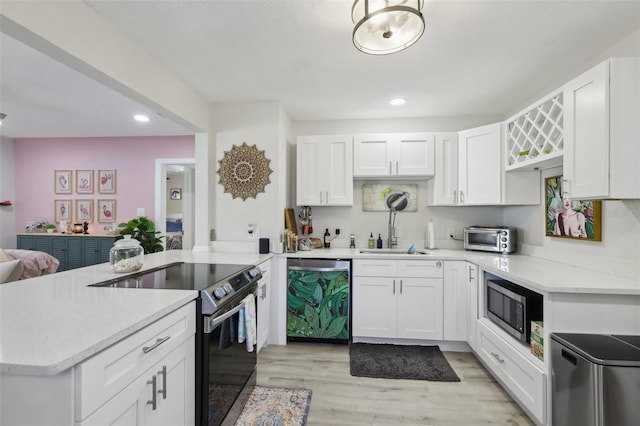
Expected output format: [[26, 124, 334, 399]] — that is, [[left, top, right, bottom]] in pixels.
[[91, 262, 251, 291]]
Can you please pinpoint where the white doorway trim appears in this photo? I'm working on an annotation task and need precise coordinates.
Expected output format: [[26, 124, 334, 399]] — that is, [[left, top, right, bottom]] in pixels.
[[155, 158, 195, 250]]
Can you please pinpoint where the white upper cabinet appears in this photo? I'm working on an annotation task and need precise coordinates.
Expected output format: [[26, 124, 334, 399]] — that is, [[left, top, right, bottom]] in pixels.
[[563, 57, 640, 200], [458, 123, 503, 205], [428, 126, 539, 206], [296, 135, 353, 206], [353, 133, 435, 177], [428, 133, 459, 205]]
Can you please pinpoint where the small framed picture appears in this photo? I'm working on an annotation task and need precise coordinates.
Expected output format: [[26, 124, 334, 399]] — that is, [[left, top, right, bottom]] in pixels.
[[54, 200, 72, 223], [98, 169, 116, 194], [76, 170, 94, 194], [54, 170, 72, 194], [97, 199, 116, 223], [170, 188, 182, 200], [75, 199, 94, 223], [545, 175, 602, 241]]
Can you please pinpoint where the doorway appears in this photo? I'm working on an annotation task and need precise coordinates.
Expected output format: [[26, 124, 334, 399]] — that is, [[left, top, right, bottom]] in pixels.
[[155, 158, 195, 250]]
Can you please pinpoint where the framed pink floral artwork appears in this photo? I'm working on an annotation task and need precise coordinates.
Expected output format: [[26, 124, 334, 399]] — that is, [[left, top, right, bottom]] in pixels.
[[98, 169, 116, 194], [76, 170, 94, 194], [54, 200, 71, 223], [97, 199, 116, 223], [54, 170, 72, 194], [75, 199, 93, 223]]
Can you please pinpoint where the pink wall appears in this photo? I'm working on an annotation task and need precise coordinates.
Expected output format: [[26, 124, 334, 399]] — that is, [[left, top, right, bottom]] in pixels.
[[13, 136, 194, 234]]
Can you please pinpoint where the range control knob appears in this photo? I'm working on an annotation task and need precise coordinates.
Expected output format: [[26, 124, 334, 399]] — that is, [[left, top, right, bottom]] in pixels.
[[213, 287, 227, 299], [501, 231, 508, 236], [248, 267, 261, 278], [501, 244, 508, 249], [223, 283, 234, 293], [501, 237, 507, 242]]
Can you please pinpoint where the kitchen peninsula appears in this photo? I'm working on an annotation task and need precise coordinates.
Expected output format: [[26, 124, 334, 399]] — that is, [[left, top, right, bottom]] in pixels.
[[0, 249, 272, 425]]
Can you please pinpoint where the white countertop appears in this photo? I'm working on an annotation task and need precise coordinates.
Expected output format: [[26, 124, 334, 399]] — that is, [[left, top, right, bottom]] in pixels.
[[0, 250, 272, 376], [2, 247, 637, 377], [281, 247, 640, 295]]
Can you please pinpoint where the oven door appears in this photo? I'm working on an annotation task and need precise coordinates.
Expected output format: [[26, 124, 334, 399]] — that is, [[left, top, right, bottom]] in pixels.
[[200, 284, 258, 426], [464, 228, 500, 252]]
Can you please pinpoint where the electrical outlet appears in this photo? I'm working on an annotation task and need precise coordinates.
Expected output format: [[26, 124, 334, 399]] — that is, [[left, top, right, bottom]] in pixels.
[[447, 228, 455, 239]]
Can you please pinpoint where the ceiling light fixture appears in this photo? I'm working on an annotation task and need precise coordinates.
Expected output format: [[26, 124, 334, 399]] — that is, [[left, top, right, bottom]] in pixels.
[[134, 114, 149, 122], [390, 98, 406, 106], [352, 0, 425, 55]]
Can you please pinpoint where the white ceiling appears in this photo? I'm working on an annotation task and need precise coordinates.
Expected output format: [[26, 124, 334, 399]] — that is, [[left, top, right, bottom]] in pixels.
[[1, 0, 639, 139]]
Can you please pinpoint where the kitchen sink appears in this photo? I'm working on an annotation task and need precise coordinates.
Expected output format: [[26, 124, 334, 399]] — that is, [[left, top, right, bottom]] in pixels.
[[359, 248, 430, 255]]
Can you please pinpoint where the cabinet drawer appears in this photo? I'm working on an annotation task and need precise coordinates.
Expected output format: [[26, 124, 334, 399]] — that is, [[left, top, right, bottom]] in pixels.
[[353, 259, 397, 277], [477, 320, 546, 424], [397, 260, 443, 278], [75, 302, 196, 421]]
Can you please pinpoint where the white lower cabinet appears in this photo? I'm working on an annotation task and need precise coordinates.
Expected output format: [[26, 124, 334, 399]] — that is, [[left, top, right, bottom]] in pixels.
[[80, 334, 194, 426], [443, 261, 477, 342], [476, 319, 546, 425], [466, 263, 478, 351], [0, 302, 196, 426], [353, 259, 443, 340], [257, 259, 271, 352]]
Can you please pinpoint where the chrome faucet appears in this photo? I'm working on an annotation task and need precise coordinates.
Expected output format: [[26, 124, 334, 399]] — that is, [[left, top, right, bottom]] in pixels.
[[388, 210, 398, 249]]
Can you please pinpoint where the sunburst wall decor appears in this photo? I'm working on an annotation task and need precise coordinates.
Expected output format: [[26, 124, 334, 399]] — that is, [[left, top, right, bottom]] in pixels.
[[217, 142, 273, 200]]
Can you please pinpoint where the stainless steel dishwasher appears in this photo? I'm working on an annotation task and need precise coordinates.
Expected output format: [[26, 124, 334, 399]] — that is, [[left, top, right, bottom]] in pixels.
[[551, 333, 640, 426], [287, 258, 351, 343]]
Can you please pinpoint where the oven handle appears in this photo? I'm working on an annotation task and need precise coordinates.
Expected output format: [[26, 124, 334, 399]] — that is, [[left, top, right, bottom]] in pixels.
[[210, 301, 246, 329]]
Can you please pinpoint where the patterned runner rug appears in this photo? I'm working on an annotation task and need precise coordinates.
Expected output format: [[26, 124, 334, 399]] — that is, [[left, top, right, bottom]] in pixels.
[[350, 343, 461, 382], [234, 386, 312, 426]]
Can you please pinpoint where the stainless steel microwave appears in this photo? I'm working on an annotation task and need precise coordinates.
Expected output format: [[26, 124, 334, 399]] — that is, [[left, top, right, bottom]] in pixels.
[[485, 279, 543, 343], [464, 226, 517, 254]]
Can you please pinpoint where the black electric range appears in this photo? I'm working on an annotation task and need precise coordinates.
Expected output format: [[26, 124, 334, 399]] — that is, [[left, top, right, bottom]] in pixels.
[[91, 262, 261, 315], [91, 262, 263, 426]]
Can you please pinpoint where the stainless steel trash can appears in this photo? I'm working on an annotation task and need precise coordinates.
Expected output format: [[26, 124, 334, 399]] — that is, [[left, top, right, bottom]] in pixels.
[[551, 333, 640, 426]]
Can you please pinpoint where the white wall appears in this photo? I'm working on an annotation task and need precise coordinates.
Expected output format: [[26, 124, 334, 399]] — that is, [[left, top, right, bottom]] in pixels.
[[212, 101, 291, 251], [503, 168, 640, 280], [0, 137, 16, 248]]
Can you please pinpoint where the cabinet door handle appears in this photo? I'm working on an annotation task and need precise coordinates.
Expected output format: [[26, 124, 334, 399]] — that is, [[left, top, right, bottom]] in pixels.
[[157, 365, 167, 399], [436, 261, 442, 268], [562, 179, 569, 197], [147, 375, 157, 410], [392, 279, 396, 294], [453, 190, 457, 204], [400, 279, 403, 294], [325, 191, 329, 203], [460, 191, 465, 204], [468, 266, 473, 282], [491, 352, 505, 364], [319, 191, 323, 204], [396, 161, 399, 175], [142, 336, 171, 353], [389, 161, 393, 175]]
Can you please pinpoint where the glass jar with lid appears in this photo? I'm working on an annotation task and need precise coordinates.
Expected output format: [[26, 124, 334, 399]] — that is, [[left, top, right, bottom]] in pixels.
[[110, 235, 144, 272]]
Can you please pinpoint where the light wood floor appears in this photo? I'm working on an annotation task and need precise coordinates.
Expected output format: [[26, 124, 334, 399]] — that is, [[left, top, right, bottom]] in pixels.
[[257, 343, 535, 426]]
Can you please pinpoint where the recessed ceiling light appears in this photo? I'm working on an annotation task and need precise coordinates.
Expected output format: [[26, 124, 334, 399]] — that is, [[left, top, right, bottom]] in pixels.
[[134, 114, 150, 122], [390, 98, 406, 106]]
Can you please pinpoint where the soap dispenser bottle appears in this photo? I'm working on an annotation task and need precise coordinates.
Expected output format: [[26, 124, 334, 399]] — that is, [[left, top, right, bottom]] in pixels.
[[376, 234, 383, 249], [368, 232, 375, 249], [323, 228, 331, 248]]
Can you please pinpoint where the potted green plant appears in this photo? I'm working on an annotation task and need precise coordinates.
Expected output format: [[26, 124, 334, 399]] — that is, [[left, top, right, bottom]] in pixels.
[[45, 223, 56, 233], [116, 216, 164, 254]]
